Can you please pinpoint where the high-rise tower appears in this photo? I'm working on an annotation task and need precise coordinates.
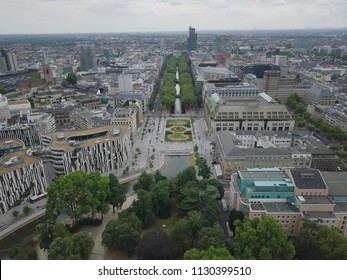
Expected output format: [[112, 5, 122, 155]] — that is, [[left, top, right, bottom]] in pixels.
[[80, 44, 97, 71], [187, 26, 198, 51], [0, 49, 18, 73]]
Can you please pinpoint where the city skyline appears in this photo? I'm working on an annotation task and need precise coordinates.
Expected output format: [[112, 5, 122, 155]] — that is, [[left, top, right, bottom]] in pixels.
[[1, 0, 347, 34]]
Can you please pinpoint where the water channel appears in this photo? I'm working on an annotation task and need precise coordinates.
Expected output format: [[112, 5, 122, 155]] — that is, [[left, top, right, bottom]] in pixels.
[[0, 155, 189, 259], [174, 66, 182, 114]]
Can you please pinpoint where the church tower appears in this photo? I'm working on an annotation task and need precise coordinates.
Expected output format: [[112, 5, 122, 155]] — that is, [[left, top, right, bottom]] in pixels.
[[42, 50, 53, 85]]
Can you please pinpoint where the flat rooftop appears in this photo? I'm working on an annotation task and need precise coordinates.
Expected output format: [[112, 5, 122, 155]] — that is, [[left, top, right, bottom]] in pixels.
[[250, 202, 300, 213], [44, 124, 129, 152], [298, 196, 333, 205], [239, 168, 290, 180], [0, 138, 23, 150], [8, 100, 30, 105], [290, 168, 327, 189], [304, 211, 337, 220], [321, 171, 347, 196], [335, 202, 347, 212], [0, 150, 39, 175]]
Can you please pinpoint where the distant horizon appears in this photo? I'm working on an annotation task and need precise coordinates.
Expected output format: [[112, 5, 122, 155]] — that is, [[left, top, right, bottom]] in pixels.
[[1, 26, 347, 36]]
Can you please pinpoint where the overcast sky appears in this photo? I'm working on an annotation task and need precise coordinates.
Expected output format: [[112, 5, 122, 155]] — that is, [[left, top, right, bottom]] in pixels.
[[1, 0, 347, 34]]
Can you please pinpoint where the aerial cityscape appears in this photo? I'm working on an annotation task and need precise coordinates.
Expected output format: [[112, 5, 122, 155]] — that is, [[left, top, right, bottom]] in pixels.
[[1, 1, 347, 261]]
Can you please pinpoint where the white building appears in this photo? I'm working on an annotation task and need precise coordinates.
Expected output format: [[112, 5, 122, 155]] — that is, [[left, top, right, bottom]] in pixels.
[[118, 74, 133, 92], [0, 149, 47, 214], [8, 99, 32, 117], [27, 112, 56, 134], [41, 125, 131, 175]]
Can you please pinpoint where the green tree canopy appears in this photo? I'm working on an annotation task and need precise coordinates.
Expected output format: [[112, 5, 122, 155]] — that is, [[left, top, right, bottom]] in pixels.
[[101, 218, 141, 256], [135, 171, 154, 191], [66, 72, 77, 85], [228, 209, 245, 232], [108, 174, 126, 213], [36, 219, 70, 250], [170, 210, 205, 256], [183, 246, 234, 260], [295, 220, 347, 259], [132, 189, 155, 228], [46, 171, 109, 224], [48, 232, 94, 260], [233, 216, 295, 260], [197, 224, 226, 250], [137, 230, 174, 260], [151, 180, 171, 219]]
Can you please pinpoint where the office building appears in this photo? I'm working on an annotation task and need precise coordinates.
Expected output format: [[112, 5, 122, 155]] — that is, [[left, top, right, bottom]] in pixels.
[[0, 145, 47, 214], [187, 26, 197, 52], [41, 125, 131, 175], [79, 44, 97, 71], [0, 49, 18, 73], [229, 167, 347, 236], [204, 93, 294, 137], [305, 85, 336, 106]]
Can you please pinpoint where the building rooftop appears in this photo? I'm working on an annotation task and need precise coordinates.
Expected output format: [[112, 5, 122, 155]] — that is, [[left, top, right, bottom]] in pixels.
[[290, 168, 327, 189], [8, 100, 30, 105], [239, 168, 289, 180], [0, 138, 24, 150], [334, 202, 347, 212], [43, 124, 129, 152], [298, 195, 333, 205], [304, 211, 337, 220], [0, 149, 39, 175], [251, 202, 300, 213], [321, 171, 347, 196]]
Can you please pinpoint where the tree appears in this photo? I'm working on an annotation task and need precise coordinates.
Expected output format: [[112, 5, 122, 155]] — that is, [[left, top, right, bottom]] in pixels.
[[205, 179, 224, 200], [10, 241, 37, 260], [295, 220, 347, 260], [151, 180, 171, 219], [48, 232, 94, 260], [135, 171, 154, 191], [36, 219, 70, 250], [66, 72, 77, 85], [197, 224, 226, 250], [27, 97, 35, 108], [233, 216, 295, 260], [108, 174, 126, 213], [154, 170, 166, 183], [197, 159, 212, 179], [171, 210, 205, 256], [132, 189, 155, 228], [228, 209, 245, 232], [137, 231, 174, 260], [184, 246, 234, 260], [170, 167, 197, 197], [200, 200, 221, 227], [23, 205, 31, 214], [176, 182, 201, 214], [12, 210, 19, 218], [46, 171, 109, 224], [101, 219, 140, 256], [0, 86, 6, 94]]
